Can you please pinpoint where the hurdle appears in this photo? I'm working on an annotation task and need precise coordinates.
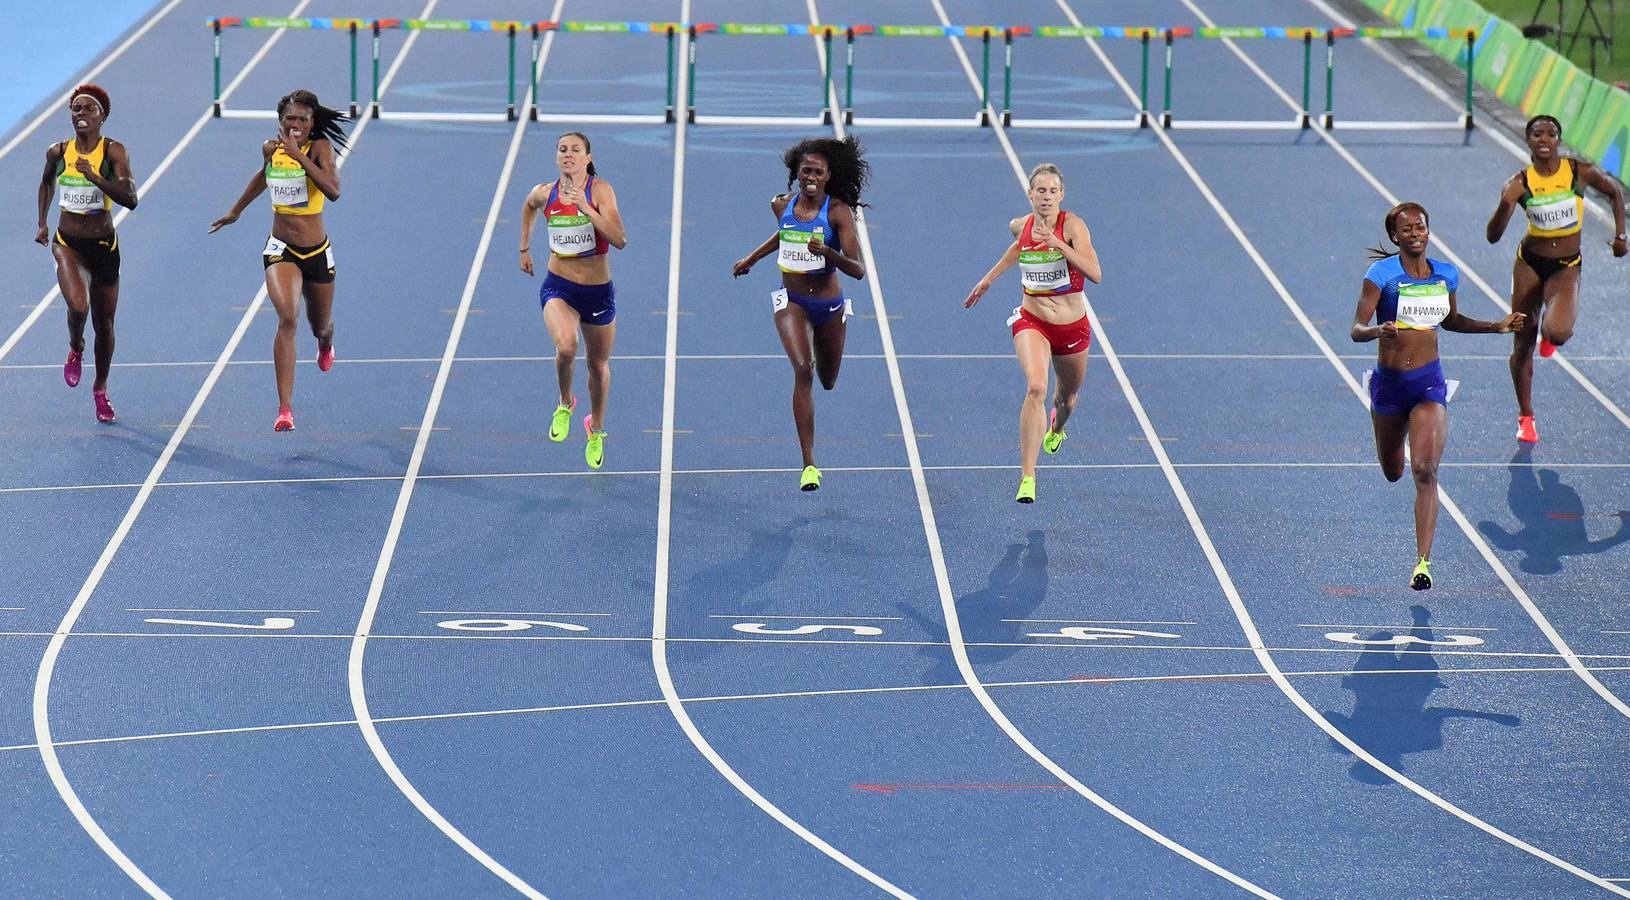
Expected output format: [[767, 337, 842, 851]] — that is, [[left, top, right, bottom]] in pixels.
[[210, 17, 369, 118]]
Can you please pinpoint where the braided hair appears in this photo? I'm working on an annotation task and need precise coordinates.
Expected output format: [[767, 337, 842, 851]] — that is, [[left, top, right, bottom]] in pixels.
[[1526, 114, 1563, 140], [1367, 201, 1430, 260], [783, 135, 869, 209], [277, 89, 350, 150]]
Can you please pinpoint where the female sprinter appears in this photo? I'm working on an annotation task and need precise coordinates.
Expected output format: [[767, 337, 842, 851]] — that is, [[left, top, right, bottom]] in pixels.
[[518, 131, 627, 469], [964, 163, 1101, 504], [730, 136, 869, 492], [1355, 202, 1524, 590], [35, 84, 138, 423], [209, 89, 347, 432], [1486, 114, 1627, 443]]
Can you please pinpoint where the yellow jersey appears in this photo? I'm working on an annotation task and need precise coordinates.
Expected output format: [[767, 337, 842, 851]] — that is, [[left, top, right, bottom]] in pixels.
[[1521, 158, 1583, 239], [266, 142, 324, 216], [57, 137, 111, 214]]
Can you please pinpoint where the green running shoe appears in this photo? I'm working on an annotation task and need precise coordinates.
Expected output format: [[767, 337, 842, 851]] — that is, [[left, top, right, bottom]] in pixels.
[[1410, 557, 1432, 591], [583, 414, 604, 469], [549, 396, 576, 443], [799, 465, 822, 491], [1043, 407, 1067, 455], [1015, 475, 1036, 503]]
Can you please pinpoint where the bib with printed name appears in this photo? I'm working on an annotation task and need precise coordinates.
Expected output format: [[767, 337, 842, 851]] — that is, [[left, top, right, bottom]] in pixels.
[[57, 137, 110, 214], [1393, 280, 1451, 330], [546, 176, 606, 258], [1017, 212, 1083, 297], [1522, 159, 1582, 238], [267, 142, 324, 215], [777, 194, 833, 274]]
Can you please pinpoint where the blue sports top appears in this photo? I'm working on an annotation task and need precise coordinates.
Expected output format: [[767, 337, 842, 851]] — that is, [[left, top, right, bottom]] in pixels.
[[777, 194, 834, 275], [1364, 255, 1460, 331]]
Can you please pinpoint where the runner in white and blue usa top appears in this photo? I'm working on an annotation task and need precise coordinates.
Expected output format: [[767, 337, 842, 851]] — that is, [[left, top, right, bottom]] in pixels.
[[1351, 202, 1525, 592], [731, 136, 870, 493]]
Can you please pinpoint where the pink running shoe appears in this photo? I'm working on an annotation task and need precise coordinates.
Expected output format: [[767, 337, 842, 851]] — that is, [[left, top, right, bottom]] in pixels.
[[64, 350, 82, 387], [1538, 337, 1557, 358], [317, 345, 334, 372], [92, 389, 115, 423], [274, 406, 295, 432], [1516, 415, 1538, 443]]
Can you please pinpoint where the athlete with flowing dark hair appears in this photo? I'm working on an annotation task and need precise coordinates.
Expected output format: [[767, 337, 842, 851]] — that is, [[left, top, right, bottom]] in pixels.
[[1486, 114, 1627, 443], [36, 83, 138, 423], [210, 89, 348, 432], [731, 136, 869, 491], [1355, 202, 1524, 590]]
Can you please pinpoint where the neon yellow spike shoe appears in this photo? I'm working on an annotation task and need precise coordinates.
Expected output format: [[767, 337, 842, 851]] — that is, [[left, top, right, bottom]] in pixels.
[[799, 465, 822, 491], [1015, 475, 1036, 503], [583, 414, 604, 469], [1410, 557, 1432, 591], [1043, 407, 1067, 455], [549, 396, 576, 443]]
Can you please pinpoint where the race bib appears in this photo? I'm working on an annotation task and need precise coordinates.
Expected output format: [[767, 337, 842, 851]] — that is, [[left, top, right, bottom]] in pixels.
[[57, 174, 105, 214], [1524, 191, 1580, 234], [777, 228, 825, 273], [548, 213, 597, 257], [771, 288, 789, 313], [1394, 281, 1450, 330], [1018, 249, 1070, 295], [263, 235, 288, 260], [266, 165, 309, 208]]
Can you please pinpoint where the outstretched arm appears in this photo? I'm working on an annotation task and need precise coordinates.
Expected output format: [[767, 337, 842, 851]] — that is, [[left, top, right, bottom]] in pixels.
[[964, 241, 1020, 308], [1579, 161, 1628, 257], [1441, 289, 1525, 334]]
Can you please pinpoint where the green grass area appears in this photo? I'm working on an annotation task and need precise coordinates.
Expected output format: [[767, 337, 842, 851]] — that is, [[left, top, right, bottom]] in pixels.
[[1478, 0, 1630, 85]]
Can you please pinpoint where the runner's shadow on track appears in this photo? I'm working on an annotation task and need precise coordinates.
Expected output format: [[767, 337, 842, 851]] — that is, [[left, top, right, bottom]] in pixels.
[[1477, 446, 1630, 575], [897, 530, 1049, 684], [1323, 605, 1520, 785]]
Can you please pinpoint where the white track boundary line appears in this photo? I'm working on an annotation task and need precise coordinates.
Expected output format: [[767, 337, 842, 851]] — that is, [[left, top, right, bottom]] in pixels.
[[0, 0, 319, 367], [4, 661, 1620, 756], [28, 1, 431, 893], [648, 2, 908, 894], [0, 0, 187, 161], [1056, 0, 1630, 892], [344, 1, 550, 896], [1178, 0, 1630, 726], [839, 0, 1276, 895]]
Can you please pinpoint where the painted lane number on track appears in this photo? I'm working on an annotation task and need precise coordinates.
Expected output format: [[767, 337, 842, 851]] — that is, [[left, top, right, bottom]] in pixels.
[[731, 623, 885, 637], [1323, 631, 1485, 648], [143, 616, 296, 630], [435, 619, 591, 633], [1026, 626, 1183, 642]]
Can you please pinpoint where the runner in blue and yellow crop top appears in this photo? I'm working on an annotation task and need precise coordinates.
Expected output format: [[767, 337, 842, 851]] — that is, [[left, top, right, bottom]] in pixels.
[[731, 136, 870, 492], [34, 83, 138, 423], [1486, 114, 1628, 444], [210, 89, 348, 433], [1353, 202, 1524, 592]]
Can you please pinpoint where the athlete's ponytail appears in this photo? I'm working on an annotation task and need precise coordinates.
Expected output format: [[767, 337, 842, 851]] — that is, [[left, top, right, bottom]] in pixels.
[[277, 89, 350, 150], [1367, 201, 1430, 260]]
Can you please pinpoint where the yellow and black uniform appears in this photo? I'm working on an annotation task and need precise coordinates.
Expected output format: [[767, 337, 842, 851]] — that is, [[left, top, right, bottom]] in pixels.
[[261, 141, 335, 283], [54, 137, 120, 281], [262, 235, 335, 284], [1518, 158, 1584, 282]]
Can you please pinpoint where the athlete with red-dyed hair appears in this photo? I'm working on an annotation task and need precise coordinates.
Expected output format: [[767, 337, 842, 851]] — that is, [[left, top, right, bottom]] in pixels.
[[35, 83, 138, 423]]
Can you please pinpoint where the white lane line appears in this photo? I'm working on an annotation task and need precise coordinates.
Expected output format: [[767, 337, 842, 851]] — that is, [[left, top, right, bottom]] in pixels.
[[0, 0, 187, 162], [344, 2, 547, 896], [1056, 1, 1630, 893], [1296, 624, 1499, 632], [125, 608, 319, 613], [16, 351, 1630, 369], [1177, 0, 1630, 724], [3, 661, 1620, 757], [27, 1, 423, 893], [1297, 0, 1620, 228], [648, 3, 909, 894], [0, 0, 317, 367], [7, 457, 1630, 496], [10, 629, 1630, 664], [1005, 619, 1198, 625], [833, 0, 1275, 894], [414, 611, 612, 616]]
